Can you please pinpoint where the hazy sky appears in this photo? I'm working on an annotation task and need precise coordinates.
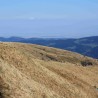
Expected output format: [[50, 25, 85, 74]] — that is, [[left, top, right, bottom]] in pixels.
[[0, 0, 98, 38]]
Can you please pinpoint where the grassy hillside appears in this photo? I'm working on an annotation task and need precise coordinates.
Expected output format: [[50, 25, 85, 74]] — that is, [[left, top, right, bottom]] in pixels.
[[0, 42, 98, 98]]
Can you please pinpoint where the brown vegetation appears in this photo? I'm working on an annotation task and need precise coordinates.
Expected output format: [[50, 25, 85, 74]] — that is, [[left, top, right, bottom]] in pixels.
[[0, 42, 98, 98]]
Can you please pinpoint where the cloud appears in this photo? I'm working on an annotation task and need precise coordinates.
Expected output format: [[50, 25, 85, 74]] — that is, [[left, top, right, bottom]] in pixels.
[[14, 16, 35, 20], [0, 16, 36, 20], [28, 17, 35, 20]]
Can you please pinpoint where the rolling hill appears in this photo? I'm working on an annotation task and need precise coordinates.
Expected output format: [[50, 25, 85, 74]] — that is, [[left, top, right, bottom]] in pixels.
[[0, 36, 98, 59], [0, 42, 98, 98]]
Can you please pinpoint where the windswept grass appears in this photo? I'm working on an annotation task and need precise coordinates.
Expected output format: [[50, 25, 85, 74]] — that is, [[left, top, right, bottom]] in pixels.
[[0, 42, 98, 98]]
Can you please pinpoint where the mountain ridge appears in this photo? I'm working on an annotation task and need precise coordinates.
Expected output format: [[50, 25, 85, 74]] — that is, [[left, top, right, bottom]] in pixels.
[[0, 36, 98, 59]]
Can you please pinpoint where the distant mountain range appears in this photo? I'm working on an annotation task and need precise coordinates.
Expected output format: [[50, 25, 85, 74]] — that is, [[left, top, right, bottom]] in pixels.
[[0, 36, 98, 59]]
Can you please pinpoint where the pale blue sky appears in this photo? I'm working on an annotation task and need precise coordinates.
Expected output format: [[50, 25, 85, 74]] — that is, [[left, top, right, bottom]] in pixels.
[[0, 0, 98, 38]]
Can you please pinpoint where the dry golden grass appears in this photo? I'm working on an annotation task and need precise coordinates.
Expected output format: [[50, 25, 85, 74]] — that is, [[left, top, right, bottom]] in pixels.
[[0, 42, 98, 98]]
